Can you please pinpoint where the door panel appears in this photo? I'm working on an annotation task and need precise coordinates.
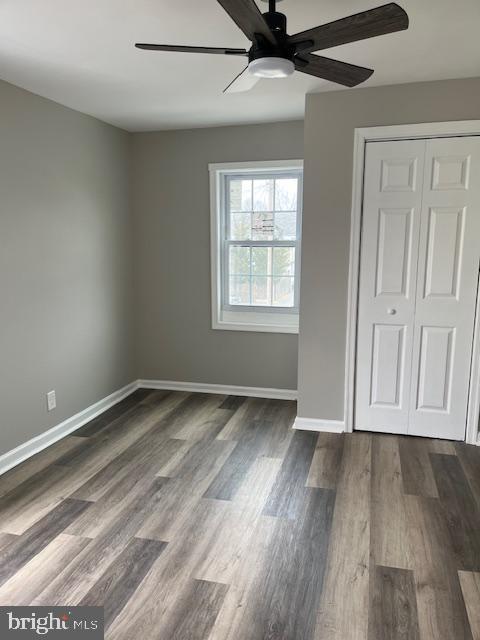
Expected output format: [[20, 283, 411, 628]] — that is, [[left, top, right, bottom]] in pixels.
[[370, 324, 406, 407], [423, 207, 464, 298], [376, 208, 412, 297], [381, 157, 418, 192], [409, 138, 480, 439], [416, 325, 455, 412], [355, 140, 426, 433], [431, 154, 470, 190]]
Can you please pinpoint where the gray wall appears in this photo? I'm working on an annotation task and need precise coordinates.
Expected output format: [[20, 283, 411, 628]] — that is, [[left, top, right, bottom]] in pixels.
[[298, 77, 480, 421], [0, 80, 134, 456], [131, 121, 303, 390], [4, 73, 479, 458]]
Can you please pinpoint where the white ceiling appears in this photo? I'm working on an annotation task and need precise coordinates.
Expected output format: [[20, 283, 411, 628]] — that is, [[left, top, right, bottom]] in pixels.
[[0, 0, 479, 131]]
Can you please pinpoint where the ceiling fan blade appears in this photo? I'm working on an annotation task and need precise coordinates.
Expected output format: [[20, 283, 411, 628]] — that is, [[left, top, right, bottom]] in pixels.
[[216, 0, 277, 45], [295, 53, 373, 87], [223, 66, 260, 93], [289, 3, 409, 54], [135, 43, 248, 55]]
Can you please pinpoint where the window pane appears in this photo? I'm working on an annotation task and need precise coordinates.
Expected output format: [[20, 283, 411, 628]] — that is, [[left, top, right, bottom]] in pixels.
[[230, 212, 251, 240], [220, 168, 301, 315], [273, 276, 295, 307], [275, 178, 298, 211], [252, 276, 271, 306], [251, 247, 270, 276], [274, 210, 297, 240], [252, 212, 274, 240], [273, 247, 295, 276], [230, 179, 252, 212], [229, 275, 250, 305], [253, 179, 274, 211], [229, 246, 250, 275]]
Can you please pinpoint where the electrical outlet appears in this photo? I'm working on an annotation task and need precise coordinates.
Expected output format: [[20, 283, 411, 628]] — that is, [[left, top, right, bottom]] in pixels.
[[47, 390, 56, 412]]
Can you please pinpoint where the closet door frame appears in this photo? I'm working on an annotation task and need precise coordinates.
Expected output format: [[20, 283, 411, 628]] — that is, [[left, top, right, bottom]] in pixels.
[[345, 121, 480, 444]]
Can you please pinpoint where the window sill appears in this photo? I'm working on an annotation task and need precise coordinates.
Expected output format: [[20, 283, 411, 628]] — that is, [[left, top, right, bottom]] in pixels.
[[213, 310, 299, 334]]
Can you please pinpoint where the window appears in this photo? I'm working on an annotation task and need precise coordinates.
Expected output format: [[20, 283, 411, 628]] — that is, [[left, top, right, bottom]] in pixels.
[[210, 160, 303, 333]]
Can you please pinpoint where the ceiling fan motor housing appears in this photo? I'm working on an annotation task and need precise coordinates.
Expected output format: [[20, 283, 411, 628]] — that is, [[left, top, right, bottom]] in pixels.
[[247, 10, 295, 78], [263, 10, 287, 34], [249, 11, 294, 64]]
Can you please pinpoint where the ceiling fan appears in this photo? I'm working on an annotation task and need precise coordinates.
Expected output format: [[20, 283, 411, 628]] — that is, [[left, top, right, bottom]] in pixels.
[[135, 0, 409, 93]]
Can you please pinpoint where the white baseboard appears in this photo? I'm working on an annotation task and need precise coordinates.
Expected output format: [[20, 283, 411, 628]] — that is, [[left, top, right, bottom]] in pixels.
[[293, 416, 345, 433], [0, 378, 297, 478], [0, 381, 139, 477], [138, 379, 297, 401]]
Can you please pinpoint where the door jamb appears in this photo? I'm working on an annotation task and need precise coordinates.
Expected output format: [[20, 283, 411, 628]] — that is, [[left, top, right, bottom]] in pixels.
[[344, 120, 480, 444]]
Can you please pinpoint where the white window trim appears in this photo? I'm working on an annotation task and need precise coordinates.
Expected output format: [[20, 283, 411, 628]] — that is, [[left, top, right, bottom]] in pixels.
[[209, 159, 303, 334]]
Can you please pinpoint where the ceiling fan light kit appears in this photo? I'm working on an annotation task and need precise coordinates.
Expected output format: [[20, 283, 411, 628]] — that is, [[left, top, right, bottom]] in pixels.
[[248, 57, 294, 78], [136, 0, 409, 93]]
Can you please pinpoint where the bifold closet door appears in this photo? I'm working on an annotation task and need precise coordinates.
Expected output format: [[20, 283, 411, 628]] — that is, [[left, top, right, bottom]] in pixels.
[[408, 137, 480, 439], [355, 139, 426, 434], [356, 136, 480, 440]]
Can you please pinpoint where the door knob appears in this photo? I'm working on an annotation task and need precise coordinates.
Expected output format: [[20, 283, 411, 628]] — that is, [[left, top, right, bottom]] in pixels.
[[387, 308, 397, 315]]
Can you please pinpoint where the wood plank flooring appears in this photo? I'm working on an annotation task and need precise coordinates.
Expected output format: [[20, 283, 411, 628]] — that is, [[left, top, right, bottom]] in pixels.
[[0, 389, 479, 639]]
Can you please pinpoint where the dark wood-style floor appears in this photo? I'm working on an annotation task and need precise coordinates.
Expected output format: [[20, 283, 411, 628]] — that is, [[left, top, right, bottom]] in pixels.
[[0, 389, 479, 640]]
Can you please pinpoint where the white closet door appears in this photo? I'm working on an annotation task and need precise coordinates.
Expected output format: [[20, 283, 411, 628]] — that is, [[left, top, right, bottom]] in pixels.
[[408, 137, 480, 439], [355, 140, 426, 433]]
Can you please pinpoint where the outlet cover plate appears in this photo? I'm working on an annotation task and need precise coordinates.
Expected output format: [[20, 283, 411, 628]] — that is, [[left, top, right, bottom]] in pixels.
[[47, 390, 56, 411]]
